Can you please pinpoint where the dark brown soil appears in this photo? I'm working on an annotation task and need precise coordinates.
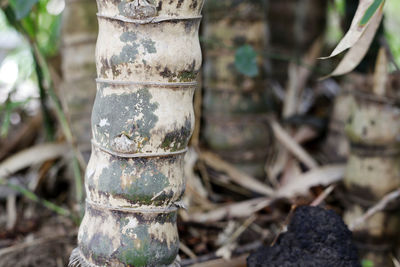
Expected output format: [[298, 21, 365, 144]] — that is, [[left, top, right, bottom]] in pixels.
[[247, 206, 361, 267]]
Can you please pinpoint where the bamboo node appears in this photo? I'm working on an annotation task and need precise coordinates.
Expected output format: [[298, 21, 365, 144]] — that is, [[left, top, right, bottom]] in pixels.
[[124, 0, 157, 19]]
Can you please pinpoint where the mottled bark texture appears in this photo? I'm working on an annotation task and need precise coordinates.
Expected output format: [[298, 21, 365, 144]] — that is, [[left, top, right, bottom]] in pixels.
[[201, 0, 271, 179], [60, 0, 98, 158], [342, 76, 400, 267], [267, 0, 326, 85], [69, 0, 204, 266], [324, 74, 364, 163]]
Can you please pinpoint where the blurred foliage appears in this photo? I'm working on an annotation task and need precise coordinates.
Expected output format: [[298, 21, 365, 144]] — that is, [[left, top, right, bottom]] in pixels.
[[235, 45, 259, 77], [360, 0, 385, 26], [0, 97, 30, 137], [384, 0, 400, 68], [361, 259, 374, 267], [0, 0, 62, 138], [6, 0, 61, 56]]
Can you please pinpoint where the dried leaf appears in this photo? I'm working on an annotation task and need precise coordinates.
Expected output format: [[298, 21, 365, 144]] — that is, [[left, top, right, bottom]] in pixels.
[[276, 165, 345, 198], [0, 143, 69, 178], [373, 47, 388, 96], [189, 165, 344, 222], [199, 150, 274, 196], [190, 197, 271, 223], [326, 6, 384, 77], [190, 254, 248, 267], [270, 120, 318, 169], [322, 0, 378, 58]]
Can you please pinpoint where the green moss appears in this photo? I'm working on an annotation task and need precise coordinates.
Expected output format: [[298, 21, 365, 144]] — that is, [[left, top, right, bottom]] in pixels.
[[178, 71, 197, 82], [97, 157, 171, 205], [160, 119, 192, 152], [92, 86, 159, 152]]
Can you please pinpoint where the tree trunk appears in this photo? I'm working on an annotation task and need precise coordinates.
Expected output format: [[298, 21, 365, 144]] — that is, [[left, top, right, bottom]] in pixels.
[[201, 0, 271, 179], [343, 75, 400, 267], [60, 0, 97, 159], [324, 0, 385, 162], [69, 0, 204, 266], [267, 0, 327, 86]]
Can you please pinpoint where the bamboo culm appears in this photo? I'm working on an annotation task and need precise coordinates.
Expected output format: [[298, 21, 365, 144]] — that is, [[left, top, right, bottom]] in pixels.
[[343, 76, 400, 267], [60, 0, 98, 157], [69, 0, 204, 266], [267, 0, 326, 84], [202, 0, 271, 179]]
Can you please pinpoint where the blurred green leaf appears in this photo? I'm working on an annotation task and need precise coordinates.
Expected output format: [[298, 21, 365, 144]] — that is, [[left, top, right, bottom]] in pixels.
[[9, 0, 39, 20], [359, 0, 385, 26], [1, 97, 30, 137], [235, 45, 259, 77], [361, 259, 374, 267]]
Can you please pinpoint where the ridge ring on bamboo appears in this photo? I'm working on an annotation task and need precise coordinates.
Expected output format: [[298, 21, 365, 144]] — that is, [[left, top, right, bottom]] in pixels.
[[96, 78, 198, 88], [86, 200, 178, 213], [97, 13, 202, 24], [92, 140, 188, 158]]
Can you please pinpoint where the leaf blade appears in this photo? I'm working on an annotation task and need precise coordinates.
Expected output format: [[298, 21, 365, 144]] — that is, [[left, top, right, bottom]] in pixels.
[[359, 0, 385, 26], [9, 0, 39, 20], [323, 4, 384, 78], [321, 0, 376, 59]]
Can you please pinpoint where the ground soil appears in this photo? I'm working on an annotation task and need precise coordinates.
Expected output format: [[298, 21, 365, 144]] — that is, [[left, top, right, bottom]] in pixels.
[[247, 206, 361, 267]]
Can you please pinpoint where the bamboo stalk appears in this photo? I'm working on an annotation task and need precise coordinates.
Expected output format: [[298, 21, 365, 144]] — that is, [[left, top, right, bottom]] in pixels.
[[343, 74, 400, 267], [69, 1, 204, 266], [202, 0, 270, 179], [267, 0, 327, 84], [60, 0, 98, 157]]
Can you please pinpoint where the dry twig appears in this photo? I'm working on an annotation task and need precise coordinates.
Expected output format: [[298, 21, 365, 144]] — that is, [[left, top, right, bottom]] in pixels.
[[349, 188, 400, 231], [199, 150, 274, 196], [270, 120, 318, 169]]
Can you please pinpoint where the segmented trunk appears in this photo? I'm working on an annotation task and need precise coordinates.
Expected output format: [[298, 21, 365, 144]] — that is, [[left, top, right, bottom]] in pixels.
[[60, 0, 97, 157], [267, 0, 326, 84], [69, 1, 204, 266], [201, 0, 271, 179], [324, 0, 384, 162], [324, 74, 366, 163], [343, 76, 400, 267]]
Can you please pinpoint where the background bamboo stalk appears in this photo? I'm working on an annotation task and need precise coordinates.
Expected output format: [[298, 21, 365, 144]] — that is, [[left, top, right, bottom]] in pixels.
[[267, 0, 327, 86], [201, 0, 271, 180], [343, 75, 400, 267], [60, 0, 97, 159], [70, 0, 204, 266]]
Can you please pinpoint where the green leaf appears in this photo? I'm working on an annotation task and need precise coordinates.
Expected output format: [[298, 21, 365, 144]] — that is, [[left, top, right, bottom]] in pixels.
[[235, 45, 259, 77], [9, 0, 39, 20], [359, 0, 385, 26], [1, 97, 31, 137], [361, 259, 374, 267]]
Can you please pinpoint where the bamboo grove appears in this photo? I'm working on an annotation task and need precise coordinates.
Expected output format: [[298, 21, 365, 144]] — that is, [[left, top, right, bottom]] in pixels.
[[69, 0, 204, 266], [57, 0, 400, 266]]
